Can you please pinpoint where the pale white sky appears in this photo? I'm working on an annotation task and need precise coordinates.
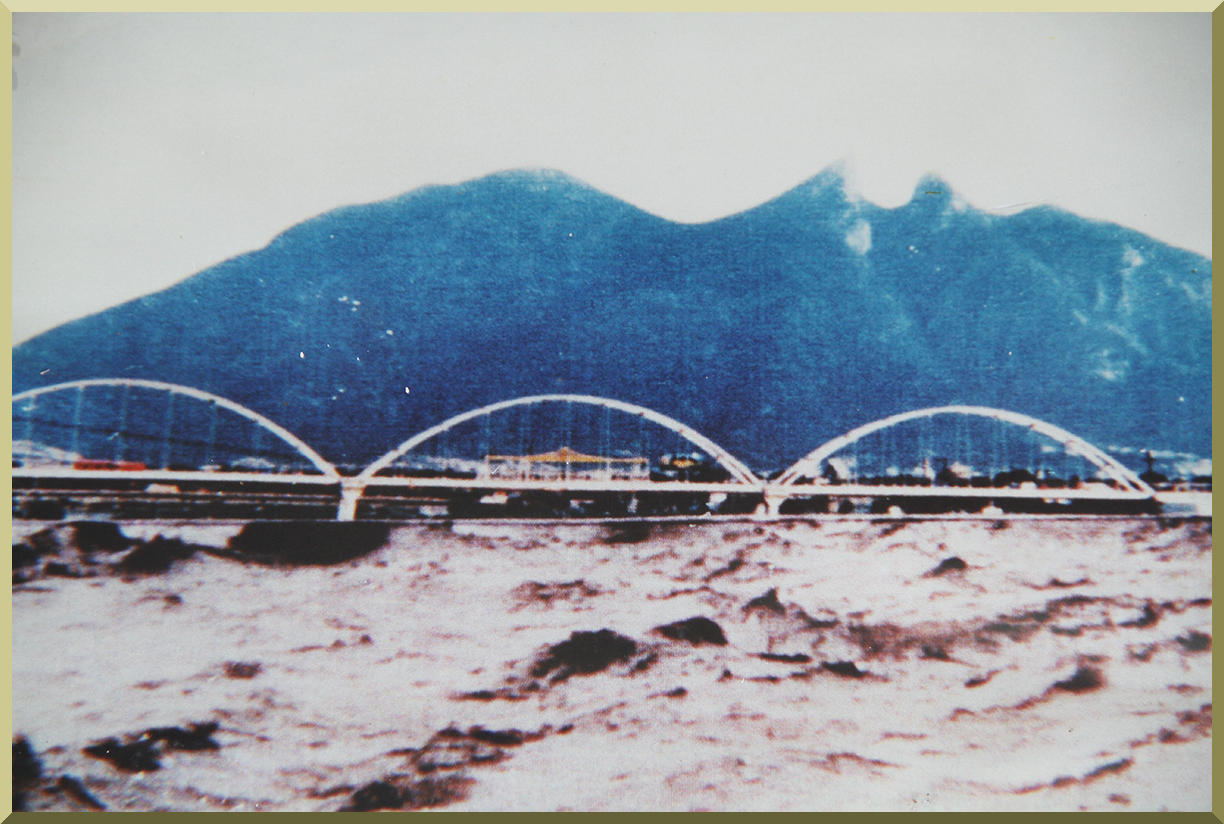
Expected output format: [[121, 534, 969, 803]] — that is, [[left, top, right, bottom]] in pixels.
[[11, 12, 1212, 344]]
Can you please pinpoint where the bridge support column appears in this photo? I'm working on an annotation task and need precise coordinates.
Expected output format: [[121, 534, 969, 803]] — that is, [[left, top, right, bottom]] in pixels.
[[337, 479, 363, 522], [754, 491, 785, 519]]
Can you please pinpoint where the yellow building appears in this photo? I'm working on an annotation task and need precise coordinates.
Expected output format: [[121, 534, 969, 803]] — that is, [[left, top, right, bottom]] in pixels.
[[481, 445, 648, 481]]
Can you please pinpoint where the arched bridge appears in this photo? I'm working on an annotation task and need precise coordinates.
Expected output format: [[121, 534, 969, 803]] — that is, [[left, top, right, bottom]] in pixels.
[[763, 404, 1164, 516], [13, 379, 341, 520], [12, 382, 1202, 520], [14, 378, 339, 478], [345, 393, 764, 520], [776, 405, 1151, 491]]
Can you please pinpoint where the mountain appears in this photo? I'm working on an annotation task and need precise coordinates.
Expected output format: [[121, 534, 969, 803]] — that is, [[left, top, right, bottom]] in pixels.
[[12, 168, 1212, 474]]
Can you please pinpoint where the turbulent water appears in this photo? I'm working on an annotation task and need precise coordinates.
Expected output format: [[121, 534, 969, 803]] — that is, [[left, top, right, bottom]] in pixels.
[[11, 516, 1211, 811]]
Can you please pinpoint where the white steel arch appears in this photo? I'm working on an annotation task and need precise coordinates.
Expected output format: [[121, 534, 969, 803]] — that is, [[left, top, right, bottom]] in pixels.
[[358, 394, 762, 486], [775, 404, 1154, 494], [12, 378, 340, 479]]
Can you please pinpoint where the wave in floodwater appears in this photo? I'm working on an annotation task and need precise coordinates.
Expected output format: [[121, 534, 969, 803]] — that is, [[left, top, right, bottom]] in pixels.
[[11, 516, 1213, 811]]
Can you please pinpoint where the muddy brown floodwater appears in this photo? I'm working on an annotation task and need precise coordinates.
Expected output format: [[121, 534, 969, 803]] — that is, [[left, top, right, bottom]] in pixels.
[[11, 516, 1211, 811]]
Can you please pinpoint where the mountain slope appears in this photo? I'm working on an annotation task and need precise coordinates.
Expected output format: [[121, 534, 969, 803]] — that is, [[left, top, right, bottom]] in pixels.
[[13, 168, 1211, 473]]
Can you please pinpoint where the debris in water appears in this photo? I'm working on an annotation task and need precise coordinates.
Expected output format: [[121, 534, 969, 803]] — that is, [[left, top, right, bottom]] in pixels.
[[1052, 666, 1104, 693], [1176, 631, 1211, 652], [755, 651, 812, 664], [53, 776, 105, 810], [341, 774, 472, 811], [653, 616, 728, 646], [12, 736, 43, 811], [145, 722, 220, 751], [224, 661, 262, 679], [531, 629, 638, 682], [223, 522, 392, 566], [82, 737, 161, 773], [927, 557, 968, 577], [115, 537, 198, 575], [744, 588, 785, 614], [822, 660, 868, 679]]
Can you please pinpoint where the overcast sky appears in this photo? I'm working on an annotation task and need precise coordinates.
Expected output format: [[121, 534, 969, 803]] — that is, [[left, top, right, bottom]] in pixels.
[[12, 12, 1212, 344]]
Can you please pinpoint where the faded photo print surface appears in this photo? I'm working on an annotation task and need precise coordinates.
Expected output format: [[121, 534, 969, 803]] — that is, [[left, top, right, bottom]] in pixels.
[[11, 13, 1211, 812]]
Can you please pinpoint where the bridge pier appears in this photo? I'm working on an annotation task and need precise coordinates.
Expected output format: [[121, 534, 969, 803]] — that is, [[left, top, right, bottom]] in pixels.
[[754, 491, 785, 519], [337, 479, 363, 521]]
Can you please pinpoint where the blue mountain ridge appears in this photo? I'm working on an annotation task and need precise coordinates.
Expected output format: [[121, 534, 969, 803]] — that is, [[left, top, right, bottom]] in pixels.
[[12, 168, 1212, 474]]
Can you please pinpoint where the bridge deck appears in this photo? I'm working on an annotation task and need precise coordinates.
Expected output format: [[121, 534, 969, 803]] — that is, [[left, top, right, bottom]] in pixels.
[[13, 468, 340, 485], [778, 483, 1153, 500]]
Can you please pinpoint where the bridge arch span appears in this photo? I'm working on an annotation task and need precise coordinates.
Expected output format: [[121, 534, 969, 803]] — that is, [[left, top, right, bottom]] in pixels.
[[775, 404, 1154, 495], [13, 378, 340, 479], [358, 393, 762, 486]]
